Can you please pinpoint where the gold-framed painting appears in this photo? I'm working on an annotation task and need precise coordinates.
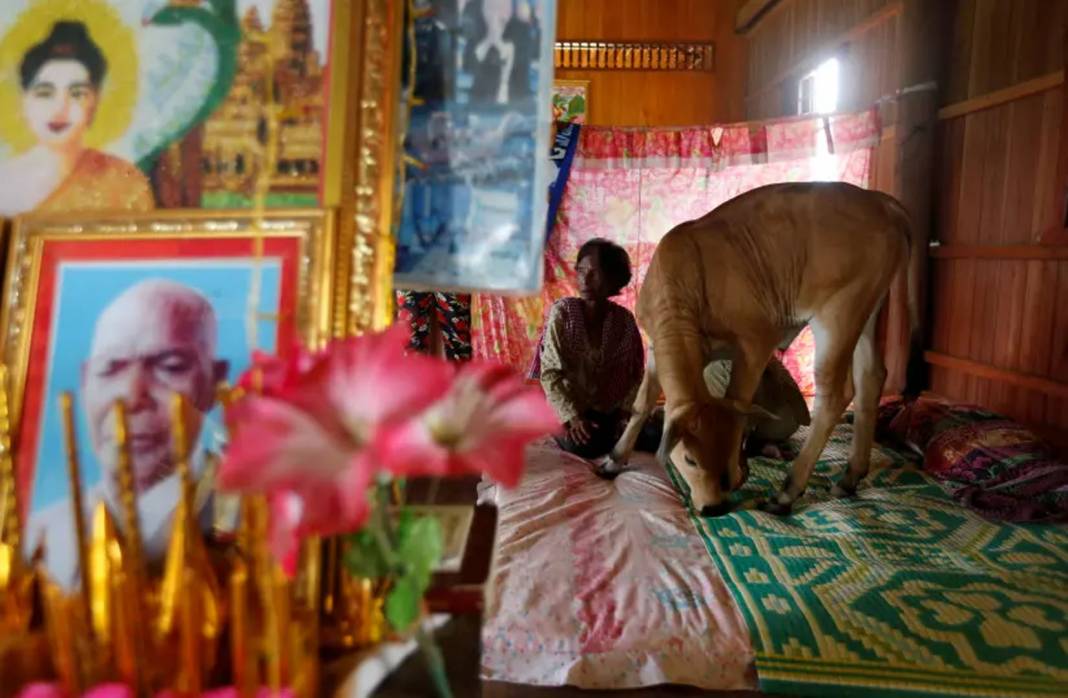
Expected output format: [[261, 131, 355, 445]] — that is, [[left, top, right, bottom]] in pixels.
[[0, 2, 404, 337], [0, 208, 334, 587], [0, 0, 338, 213]]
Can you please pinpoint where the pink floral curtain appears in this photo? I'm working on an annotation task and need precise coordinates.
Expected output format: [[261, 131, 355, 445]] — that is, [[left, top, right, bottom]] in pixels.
[[473, 109, 880, 395]]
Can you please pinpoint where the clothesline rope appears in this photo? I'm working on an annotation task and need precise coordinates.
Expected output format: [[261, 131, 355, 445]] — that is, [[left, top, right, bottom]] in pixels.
[[873, 80, 939, 105]]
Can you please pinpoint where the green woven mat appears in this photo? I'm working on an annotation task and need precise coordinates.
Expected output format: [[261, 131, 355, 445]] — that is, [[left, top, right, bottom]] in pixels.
[[667, 424, 1068, 698]]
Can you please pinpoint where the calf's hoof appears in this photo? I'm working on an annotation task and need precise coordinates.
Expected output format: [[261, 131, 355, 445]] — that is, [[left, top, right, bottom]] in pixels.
[[760, 444, 785, 460], [759, 497, 793, 517], [593, 457, 626, 480], [830, 480, 858, 498], [699, 500, 733, 518]]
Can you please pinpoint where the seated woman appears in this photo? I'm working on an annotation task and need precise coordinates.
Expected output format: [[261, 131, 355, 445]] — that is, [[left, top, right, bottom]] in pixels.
[[529, 239, 644, 459], [703, 357, 811, 459]]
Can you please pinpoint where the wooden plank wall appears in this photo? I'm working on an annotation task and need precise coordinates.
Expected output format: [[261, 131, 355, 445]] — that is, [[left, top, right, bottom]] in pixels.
[[743, 0, 904, 384], [743, 0, 901, 195], [555, 0, 748, 126], [743, 0, 1068, 450], [929, 0, 1068, 449]]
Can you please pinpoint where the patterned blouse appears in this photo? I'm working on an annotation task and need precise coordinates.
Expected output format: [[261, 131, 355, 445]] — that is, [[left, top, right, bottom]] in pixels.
[[529, 298, 645, 424]]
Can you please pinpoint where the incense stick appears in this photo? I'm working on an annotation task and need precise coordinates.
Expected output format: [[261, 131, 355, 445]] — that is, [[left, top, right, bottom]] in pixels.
[[59, 392, 93, 638], [171, 393, 194, 518], [111, 401, 145, 582]]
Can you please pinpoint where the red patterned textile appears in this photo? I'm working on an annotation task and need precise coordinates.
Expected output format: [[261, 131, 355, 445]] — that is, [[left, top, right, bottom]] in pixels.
[[472, 109, 881, 396]]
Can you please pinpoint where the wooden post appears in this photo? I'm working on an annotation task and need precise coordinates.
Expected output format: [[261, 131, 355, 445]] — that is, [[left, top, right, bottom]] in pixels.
[[887, 0, 948, 394], [1046, 25, 1068, 244]]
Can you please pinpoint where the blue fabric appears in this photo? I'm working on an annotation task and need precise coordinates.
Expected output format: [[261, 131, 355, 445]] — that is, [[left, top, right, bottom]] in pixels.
[[546, 122, 581, 242]]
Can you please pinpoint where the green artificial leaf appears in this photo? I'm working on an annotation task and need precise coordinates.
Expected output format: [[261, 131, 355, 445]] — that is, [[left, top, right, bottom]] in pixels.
[[384, 575, 422, 631], [343, 529, 389, 580], [398, 515, 444, 590], [567, 96, 586, 118]]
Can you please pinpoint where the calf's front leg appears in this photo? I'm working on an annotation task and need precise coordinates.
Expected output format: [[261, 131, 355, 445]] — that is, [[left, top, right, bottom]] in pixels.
[[721, 337, 776, 492], [597, 349, 661, 478]]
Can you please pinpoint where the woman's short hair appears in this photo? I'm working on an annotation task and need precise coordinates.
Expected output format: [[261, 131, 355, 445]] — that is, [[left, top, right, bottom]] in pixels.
[[577, 238, 632, 296], [20, 21, 107, 90]]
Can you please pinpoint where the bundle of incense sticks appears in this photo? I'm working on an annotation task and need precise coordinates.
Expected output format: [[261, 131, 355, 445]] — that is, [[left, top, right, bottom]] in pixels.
[[0, 386, 322, 696]]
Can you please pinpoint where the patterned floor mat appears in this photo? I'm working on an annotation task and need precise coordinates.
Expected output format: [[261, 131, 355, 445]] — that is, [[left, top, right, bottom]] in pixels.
[[668, 424, 1068, 697]]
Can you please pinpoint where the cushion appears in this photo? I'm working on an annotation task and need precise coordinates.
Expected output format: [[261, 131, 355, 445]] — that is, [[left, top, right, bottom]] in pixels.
[[877, 397, 1068, 523], [876, 397, 1002, 455]]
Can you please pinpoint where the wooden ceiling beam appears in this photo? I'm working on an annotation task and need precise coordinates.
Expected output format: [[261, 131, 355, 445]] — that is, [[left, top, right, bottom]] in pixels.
[[735, 0, 782, 34]]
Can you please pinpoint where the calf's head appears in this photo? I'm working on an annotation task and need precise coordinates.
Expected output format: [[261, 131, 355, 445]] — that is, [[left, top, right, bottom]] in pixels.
[[658, 398, 776, 515]]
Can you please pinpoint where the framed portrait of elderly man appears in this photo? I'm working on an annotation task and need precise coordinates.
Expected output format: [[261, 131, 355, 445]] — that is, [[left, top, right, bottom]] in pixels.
[[0, 208, 334, 587]]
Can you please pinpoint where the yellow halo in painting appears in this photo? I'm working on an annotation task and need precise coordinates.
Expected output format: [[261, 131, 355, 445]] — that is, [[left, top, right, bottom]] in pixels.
[[0, 0, 138, 154]]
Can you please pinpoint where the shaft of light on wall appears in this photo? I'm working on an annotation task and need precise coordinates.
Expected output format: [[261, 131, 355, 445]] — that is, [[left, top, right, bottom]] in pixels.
[[813, 57, 840, 114]]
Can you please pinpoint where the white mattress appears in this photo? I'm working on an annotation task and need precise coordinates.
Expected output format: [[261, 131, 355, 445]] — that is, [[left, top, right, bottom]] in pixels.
[[480, 439, 757, 690]]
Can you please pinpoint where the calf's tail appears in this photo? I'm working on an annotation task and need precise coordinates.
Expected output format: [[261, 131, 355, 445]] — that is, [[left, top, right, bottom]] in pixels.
[[879, 193, 925, 400]]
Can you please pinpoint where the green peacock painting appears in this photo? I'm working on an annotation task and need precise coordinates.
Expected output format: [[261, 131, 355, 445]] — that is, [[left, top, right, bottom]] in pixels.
[[119, 0, 241, 174]]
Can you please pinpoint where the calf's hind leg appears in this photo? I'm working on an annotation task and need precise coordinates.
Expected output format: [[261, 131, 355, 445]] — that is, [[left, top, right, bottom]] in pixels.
[[832, 307, 886, 496], [762, 310, 861, 516]]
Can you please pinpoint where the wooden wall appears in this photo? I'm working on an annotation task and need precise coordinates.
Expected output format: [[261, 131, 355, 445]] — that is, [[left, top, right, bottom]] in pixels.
[[555, 0, 748, 126], [743, 0, 901, 195], [745, 0, 899, 120], [742, 0, 1068, 450], [928, 0, 1068, 449]]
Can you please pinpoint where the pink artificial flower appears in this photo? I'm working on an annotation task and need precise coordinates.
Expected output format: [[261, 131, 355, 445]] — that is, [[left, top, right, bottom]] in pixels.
[[218, 325, 454, 574], [220, 395, 360, 495], [157, 688, 293, 698], [83, 686, 134, 698], [377, 362, 559, 487], [235, 347, 320, 397], [17, 685, 65, 698], [291, 324, 455, 434], [263, 466, 370, 576]]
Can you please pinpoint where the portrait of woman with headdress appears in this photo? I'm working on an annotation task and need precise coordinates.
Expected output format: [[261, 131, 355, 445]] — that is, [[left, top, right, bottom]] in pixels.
[[0, 20, 154, 216], [0, 0, 269, 214]]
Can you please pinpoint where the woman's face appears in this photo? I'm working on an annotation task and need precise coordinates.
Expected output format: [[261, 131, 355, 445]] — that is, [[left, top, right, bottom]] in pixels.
[[22, 59, 98, 151], [576, 252, 609, 301]]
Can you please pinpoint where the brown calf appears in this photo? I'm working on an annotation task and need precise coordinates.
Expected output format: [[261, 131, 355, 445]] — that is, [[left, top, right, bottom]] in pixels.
[[604, 182, 918, 516]]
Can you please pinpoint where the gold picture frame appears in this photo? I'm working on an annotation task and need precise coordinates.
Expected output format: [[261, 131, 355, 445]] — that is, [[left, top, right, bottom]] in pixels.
[[328, 0, 406, 337], [0, 208, 336, 452]]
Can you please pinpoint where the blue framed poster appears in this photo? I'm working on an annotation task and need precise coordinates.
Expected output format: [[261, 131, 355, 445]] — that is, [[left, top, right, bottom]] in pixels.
[[393, 0, 556, 294]]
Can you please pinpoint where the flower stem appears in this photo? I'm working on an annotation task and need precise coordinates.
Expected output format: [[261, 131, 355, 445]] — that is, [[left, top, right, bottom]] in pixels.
[[369, 492, 398, 570], [367, 482, 451, 696], [376, 481, 397, 548], [415, 621, 453, 698]]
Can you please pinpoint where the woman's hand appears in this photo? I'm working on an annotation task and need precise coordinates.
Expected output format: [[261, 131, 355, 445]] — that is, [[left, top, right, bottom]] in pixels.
[[566, 417, 593, 445]]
